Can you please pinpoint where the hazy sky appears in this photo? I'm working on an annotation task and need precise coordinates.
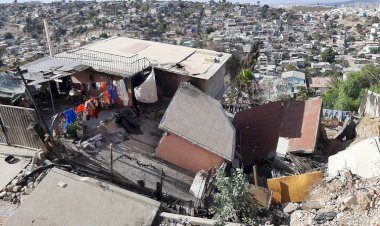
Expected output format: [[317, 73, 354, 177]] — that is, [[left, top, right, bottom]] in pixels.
[[0, 0, 349, 5]]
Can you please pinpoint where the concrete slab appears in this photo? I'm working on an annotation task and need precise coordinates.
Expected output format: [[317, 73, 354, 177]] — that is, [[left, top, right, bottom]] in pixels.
[[328, 137, 380, 178], [0, 203, 18, 226], [4, 168, 160, 226], [0, 155, 30, 190]]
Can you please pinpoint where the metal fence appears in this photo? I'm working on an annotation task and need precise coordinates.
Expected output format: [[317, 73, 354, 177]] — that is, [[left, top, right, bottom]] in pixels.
[[0, 105, 41, 150], [54, 47, 151, 77]]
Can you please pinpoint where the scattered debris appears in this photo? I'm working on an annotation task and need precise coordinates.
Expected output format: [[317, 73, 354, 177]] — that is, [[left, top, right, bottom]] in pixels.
[[283, 202, 299, 213], [248, 185, 272, 209], [80, 134, 103, 151], [57, 181, 67, 188], [290, 169, 380, 226], [354, 116, 380, 143]]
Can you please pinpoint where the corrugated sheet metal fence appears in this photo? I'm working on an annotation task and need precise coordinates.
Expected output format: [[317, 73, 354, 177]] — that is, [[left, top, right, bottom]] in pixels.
[[0, 105, 41, 150]]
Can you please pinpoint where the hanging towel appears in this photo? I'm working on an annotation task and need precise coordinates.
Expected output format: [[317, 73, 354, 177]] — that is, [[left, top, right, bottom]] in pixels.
[[134, 69, 158, 104], [115, 79, 129, 106], [102, 90, 111, 105], [100, 82, 107, 92], [76, 104, 85, 113], [107, 86, 118, 103], [64, 108, 77, 129]]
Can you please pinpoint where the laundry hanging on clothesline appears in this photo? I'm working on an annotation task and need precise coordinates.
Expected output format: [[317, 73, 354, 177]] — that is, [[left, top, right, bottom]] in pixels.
[[51, 82, 124, 130], [108, 86, 118, 104], [64, 108, 77, 129], [134, 69, 158, 104], [115, 79, 129, 106]]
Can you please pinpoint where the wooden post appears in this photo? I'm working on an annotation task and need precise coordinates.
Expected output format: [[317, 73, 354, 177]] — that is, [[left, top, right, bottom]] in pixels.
[[27, 123, 49, 153], [110, 143, 113, 182], [48, 82, 56, 114], [253, 165, 259, 186]]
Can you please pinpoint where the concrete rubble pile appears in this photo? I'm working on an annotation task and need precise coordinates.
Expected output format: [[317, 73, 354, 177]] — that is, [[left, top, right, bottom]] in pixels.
[[354, 116, 380, 144], [285, 169, 380, 226], [0, 156, 50, 205]]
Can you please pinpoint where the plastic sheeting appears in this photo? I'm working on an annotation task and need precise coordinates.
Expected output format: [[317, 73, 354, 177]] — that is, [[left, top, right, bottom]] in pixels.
[[134, 69, 158, 104]]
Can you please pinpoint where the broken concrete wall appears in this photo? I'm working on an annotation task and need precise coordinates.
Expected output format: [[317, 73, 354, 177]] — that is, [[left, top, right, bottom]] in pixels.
[[328, 137, 380, 178], [354, 117, 380, 143]]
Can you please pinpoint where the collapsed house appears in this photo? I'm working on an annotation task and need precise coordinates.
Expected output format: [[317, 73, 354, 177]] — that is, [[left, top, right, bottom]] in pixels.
[[233, 98, 322, 165], [156, 83, 235, 174]]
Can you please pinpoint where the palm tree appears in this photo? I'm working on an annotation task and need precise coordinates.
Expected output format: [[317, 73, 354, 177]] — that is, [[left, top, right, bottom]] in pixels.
[[234, 69, 255, 107]]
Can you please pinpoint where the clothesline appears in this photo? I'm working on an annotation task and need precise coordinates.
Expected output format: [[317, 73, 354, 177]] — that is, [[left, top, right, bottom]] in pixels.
[[50, 83, 118, 129], [50, 68, 157, 130]]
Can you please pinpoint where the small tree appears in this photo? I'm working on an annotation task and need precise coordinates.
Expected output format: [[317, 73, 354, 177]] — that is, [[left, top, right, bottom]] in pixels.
[[99, 33, 108, 39], [356, 23, 363, 33], [286, 64, 297, 71], [212, 168, 258, 225], [296, 87, 310, 101], [4, 32, 13, 39], [206, 27, 215, 34], [321, 48, 337, 64], [235, 69, 255, 104]]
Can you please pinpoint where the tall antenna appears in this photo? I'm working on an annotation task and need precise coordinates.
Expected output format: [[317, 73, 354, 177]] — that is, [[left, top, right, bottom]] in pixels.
[[43, 18, 53, 57]]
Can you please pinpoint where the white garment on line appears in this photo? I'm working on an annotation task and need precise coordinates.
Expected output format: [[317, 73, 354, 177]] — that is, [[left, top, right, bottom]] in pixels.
[[134, 69, 158, 104], [115, 79, 129, 106]]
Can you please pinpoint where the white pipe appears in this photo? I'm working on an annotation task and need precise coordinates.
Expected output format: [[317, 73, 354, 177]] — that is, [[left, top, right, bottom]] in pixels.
[[159, 212, 243, 226]]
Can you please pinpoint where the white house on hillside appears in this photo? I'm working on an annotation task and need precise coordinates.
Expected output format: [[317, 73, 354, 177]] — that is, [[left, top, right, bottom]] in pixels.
[[281, 70, 306, 95]]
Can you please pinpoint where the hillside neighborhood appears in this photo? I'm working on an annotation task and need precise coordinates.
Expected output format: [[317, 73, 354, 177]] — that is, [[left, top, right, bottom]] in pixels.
[[1, 0, 380, 226]]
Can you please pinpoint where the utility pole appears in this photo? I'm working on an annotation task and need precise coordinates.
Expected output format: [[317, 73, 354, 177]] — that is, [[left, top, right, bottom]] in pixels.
[[43, 18, 56, 114]]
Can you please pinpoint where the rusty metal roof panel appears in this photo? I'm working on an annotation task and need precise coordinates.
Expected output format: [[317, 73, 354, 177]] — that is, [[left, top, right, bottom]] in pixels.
[[233, 101, 284, 164], [280, 98, 322, 154], [233, 98, 322, 165]]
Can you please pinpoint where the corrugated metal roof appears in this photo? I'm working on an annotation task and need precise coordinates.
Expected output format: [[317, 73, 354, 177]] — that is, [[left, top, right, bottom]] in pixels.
[[279, 99, 322, 154], [159, 82, 235, 161], [21, 57, 89, 83], [233, 98, 322, 165], [233, 101, 285, 164]]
